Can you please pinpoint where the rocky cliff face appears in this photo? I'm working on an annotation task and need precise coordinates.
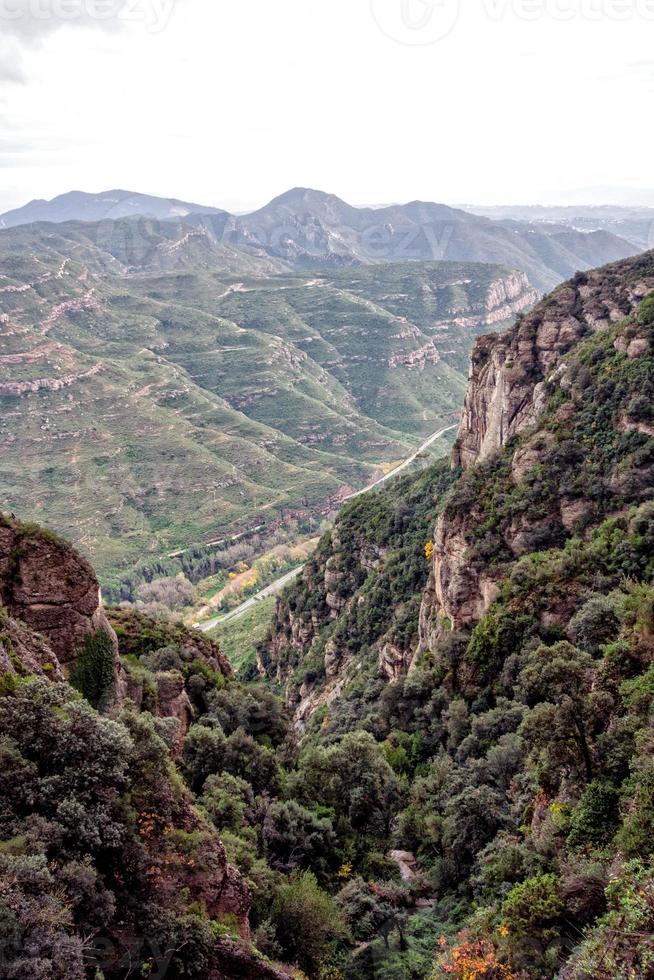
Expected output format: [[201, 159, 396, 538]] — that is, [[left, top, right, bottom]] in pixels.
[[258, 464, 456, 730], [0, 515, 290, 980], [0, 514, 124, 694], [453, 254, 654, 470], [449, 271, 539, 331], [107, 606, 234, 748], [261, 252, 654, 734], [420, 252, 654, 651], [0, 610, 66, 681]]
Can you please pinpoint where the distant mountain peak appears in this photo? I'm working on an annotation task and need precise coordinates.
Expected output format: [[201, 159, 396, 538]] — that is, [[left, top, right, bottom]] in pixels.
[[0, 189, 228, 229], [265, 187, 348, 208]]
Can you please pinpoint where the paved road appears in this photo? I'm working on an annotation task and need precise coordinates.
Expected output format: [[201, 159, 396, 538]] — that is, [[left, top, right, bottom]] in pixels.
[[343, 423, 458, 500], [194, 565, 303, 633], [194, 422, 458, 633]]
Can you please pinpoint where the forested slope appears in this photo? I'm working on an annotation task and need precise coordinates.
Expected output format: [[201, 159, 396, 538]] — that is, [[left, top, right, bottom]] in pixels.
[[258, 251, 654, 977]]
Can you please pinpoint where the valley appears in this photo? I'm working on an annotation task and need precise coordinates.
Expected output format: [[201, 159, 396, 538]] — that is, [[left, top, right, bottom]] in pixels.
[[3, 0, 653, 974], [0, 215, 541, 592], [1, 249, 652, 980]]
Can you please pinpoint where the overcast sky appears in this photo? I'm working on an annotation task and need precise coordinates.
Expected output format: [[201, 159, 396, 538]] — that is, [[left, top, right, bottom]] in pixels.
[[1, 0, 653, 214]]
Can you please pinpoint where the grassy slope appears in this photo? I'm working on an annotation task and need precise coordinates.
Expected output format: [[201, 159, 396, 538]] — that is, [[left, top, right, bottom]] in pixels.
[[0, 224, 529, 588], [209, 595, 277, 676]]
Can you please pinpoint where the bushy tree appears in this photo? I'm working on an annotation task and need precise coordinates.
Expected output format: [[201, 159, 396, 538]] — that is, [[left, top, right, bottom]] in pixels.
[[207, 684, 289, 745], [501, 873, 563, 972], [200, 771, 253, 831], [637, 293, 654, 325], [292, 731, 399, 840], [181, 722, 227, 792], [262, 799, 339, 878], [0, 853, 88, 980], [518, 642, 611, 785], [567, 779, 620, 846], [68, 629, 116, 710], [136, 575, 196, 611], [223, 727, 280, 795], [568, 594, 620, 655], [272, 871, 348, 975], [0, 679, 131, 850]]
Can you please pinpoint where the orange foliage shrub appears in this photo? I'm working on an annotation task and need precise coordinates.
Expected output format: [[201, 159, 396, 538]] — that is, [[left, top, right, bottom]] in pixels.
[[434, 934, 515, 980]]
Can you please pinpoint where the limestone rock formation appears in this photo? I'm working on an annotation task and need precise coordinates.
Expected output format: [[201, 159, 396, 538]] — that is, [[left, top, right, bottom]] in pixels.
[[421, 253, 654, 649], [453, 255, 654, 470], [0, 513, 124, 695], [0, 610, 65, 681]]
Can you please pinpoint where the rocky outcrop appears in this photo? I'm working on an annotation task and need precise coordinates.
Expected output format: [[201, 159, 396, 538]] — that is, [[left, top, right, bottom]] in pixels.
[[379, 641, 412, 682], [0, 363, 102, 397], [0, 610, 65, 681], [38, 290, 100, 335], [388, 340, 441, 369], [0, 518, 291, 979], [420, 253, 654, 648], [0, 514, 124, 694], [453, 256, 654, 470], [418, 517, 503, 652], [107, 606, 234, 745], [212, 939, 291, 980], [107, 605, 233, 678], [448, 272, 540, 331]]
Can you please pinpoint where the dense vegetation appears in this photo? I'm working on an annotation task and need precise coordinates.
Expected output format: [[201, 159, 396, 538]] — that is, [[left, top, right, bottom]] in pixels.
[[256, 460, 458, 717], [252, 288, 654, 977], [1, 260, 652, 978]]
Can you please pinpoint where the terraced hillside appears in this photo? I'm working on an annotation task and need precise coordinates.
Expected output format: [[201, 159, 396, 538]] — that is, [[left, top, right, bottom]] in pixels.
[[0, 220, 537, 588]]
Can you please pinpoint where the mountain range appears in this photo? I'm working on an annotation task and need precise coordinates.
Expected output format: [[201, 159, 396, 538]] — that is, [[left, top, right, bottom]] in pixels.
[[0, 189, 228, 228], [464, 202, 654, 251], [0, 186, 642, 292], [0, 187, 649, 590]]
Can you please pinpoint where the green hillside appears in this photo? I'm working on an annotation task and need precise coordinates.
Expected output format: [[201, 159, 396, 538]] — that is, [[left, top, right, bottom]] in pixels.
[[0, 221, 535, 589]]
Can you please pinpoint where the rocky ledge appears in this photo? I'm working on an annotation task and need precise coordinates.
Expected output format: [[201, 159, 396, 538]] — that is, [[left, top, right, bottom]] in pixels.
[[453, 255, 654, 470], [0, 514, 123, 686]]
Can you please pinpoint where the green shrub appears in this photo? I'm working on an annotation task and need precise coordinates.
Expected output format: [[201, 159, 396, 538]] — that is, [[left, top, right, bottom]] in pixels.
[[68, 629, 116, 709], [567, 780, 620, 846], [616, 759, 654, 857], [272, 871, 349, 974], [637, 294, 654, 325], [569, 594, 620, 655], [501, 873, 563, 971], [467, 605, 534, 680]]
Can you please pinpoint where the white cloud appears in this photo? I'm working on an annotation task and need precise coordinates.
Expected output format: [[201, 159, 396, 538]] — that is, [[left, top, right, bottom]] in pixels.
[[0, 0, 180, 81]]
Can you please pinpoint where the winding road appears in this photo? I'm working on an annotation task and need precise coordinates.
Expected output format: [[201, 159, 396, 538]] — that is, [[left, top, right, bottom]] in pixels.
[[194, 565, 303, 633], [194, 422, 458, 634], [343, 423, 458, 500]]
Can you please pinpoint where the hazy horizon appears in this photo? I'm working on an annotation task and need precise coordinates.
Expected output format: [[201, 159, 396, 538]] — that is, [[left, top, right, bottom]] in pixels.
[[1, 0, 653, 215], [3, 183, 654, 219]]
